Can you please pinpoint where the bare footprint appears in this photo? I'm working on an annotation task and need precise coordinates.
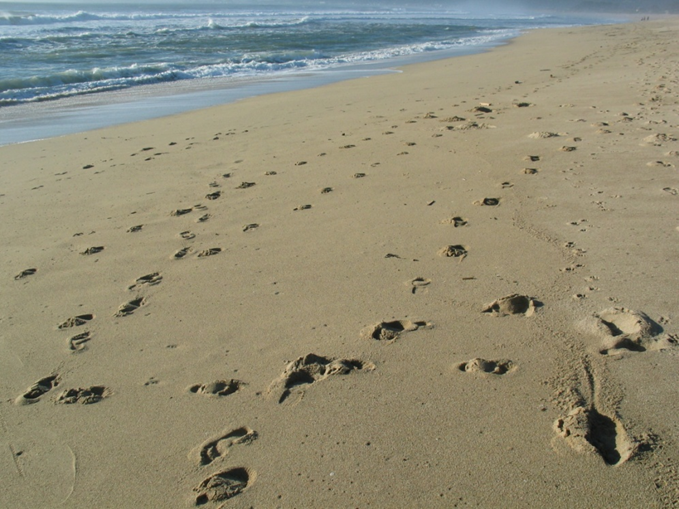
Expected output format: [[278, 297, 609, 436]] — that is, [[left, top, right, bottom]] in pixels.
[[197, 248, 221, 258], [473, 198, 500, 206], [128, 272, 162, 290], [171, 208, 193, 217], [14, 268, 37, 280], [68, 331, 92, 352], [188, 380, 243, 397], [115, 298, 145, 317], [14, 375, 60, 405], [267, 353, 374, 403], [56, 386, 111, 405], [58, 314, 94, 329], [173, 247, 191, 259], [437, 245, 468, 259], [127, 225, 143, 233], [361, 319, 432, 342], [440, 216, 468, 227], [80, 246, 104, 255], [242, 224, 259, 232], [457, 358, 515, 375], [236, 182, 255, 189], [408, 277, 431, 294], [482, 294, 536, 317], [193, 467, 255, 505], [189, 427, 258, 466], [554, 406, 635, 466], [180, 231, 196, 240], [663, 187, 677, 195]]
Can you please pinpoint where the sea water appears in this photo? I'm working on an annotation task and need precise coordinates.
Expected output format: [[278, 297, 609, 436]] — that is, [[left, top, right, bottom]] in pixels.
[[0, 1, 620, 144]]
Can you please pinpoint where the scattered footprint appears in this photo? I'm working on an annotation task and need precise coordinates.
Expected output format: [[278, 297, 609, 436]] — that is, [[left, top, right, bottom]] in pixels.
[[128, 272, 162, 290], [267, 353, 374, 403], [647, 161, 674, 168], [68, 331, 91, 352], [14, 375, 60, 405], [188, 379, 243, 397], [353, 173, 366, 178], [206, 191, 221, 200], [500, 181, 514, 189], [560, 146, 577, 152], [197, 248, 221, 257], [529, 131, 560, 139], [58, 314, 94, 329], [293, 204, 312, 211], [482, 294, 536, 317], [473, 198, 500, 206], [193, 467, 255, 505], [180, 231, 196, 240], [408, 277, 432, 294], [321, 187, 333, 194], [171, 208, 193, 217], [457, 358, 515, 375], [236, 182, 255, 189], [437, 245, 468, 259], [81, 246, 104, 255], [196, 214, 211, 223], [586, 307, 672, 355], [663, 187, 677, 195], [14, 268, 37, 280], [127, 225, 143, 233], [361, 319, 432, 342], [189, 427, 258, 466], [523, 168, 539, 174], [56, 386, 111, 405], [242, 224, 259, 232], [115, 298, 145, 317], [440, 216, 468, 227]]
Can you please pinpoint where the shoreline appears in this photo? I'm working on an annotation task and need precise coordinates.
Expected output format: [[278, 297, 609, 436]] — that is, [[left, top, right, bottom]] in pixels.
[[2, 18, 679, 508]]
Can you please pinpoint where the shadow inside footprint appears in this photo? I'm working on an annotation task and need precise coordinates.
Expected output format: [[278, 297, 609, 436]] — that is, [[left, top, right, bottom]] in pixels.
[[194, 467, 254, 505], [58, 314, 94, 329], [268, 353, 374, 404], [115, 298, 145, 317]]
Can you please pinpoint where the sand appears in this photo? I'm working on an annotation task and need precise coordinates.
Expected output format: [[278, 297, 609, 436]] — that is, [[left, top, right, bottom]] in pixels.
[[2, 18, 679, 509]]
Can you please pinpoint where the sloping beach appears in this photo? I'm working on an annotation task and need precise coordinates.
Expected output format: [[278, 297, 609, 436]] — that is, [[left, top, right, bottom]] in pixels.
[[1, 18, 678, 508]]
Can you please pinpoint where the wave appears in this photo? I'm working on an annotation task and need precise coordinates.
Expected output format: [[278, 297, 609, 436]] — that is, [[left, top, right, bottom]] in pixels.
[[0, 29, 516, 106]]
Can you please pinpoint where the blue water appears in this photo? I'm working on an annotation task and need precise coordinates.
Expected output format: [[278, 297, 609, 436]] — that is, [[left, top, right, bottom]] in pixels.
[[0, 2, 620, 144]]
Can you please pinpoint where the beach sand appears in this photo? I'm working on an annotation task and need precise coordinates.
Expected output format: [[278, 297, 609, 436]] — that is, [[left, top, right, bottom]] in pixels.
[[2, 18, 679, 509]]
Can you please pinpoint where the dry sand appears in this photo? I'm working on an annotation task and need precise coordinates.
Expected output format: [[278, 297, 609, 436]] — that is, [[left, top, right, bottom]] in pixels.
[[2, 18, 679, 509]]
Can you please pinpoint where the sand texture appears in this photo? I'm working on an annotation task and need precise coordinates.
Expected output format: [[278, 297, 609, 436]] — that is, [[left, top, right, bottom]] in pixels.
[[2, 18, 679, 508]]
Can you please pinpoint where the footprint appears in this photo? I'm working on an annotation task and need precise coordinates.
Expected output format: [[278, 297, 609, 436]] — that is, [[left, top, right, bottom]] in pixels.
[[646, 160, 674, 168], [173, 247, 191, 259], [14, 375, 60, 405], [128, 272, 162, 290], [68, 331, 92, 352], [180, 231, 196, 240], [528, 131, 560, 139], [127, 225, 143, 233], [293, 204, 312, 211], [663, 187, 677, 195], [267, 353, 374, 403], [588, 307, 671, 355], [189, 427, 258, 466], [115, 298, 145, 317], [242, 224, 259, 232], [482, 294, 536, 316], [171, 208, 193, 217], [206, 191, 221, 200], [554, 406, 635, 466], [437, 245, 468, 259], [197, 248, 221, 258], [197, 214, 210, 223], [320, 187, 333, 194], [80, 246, 104, 255], [236, 182, 255, 189], [361, 319, 432, 342], [473, 198, 500, 206], [440, 216, 468, 227], [457, 358, 515, 375], [14, 268, 37, 280], [408, 277, 431, 294], [188, 379, 243, 397], [560, 146, 577, 152], [353, 173, 366, 179], [522, 168, 539, 174], [58, 314, 94, 329], [500, 181, 514, 189], [56, 386, 111, 405], [193, 467, 255, 505]]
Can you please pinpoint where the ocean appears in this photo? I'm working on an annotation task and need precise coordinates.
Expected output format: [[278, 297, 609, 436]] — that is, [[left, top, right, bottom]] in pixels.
[[0, 2, 621, 144]]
